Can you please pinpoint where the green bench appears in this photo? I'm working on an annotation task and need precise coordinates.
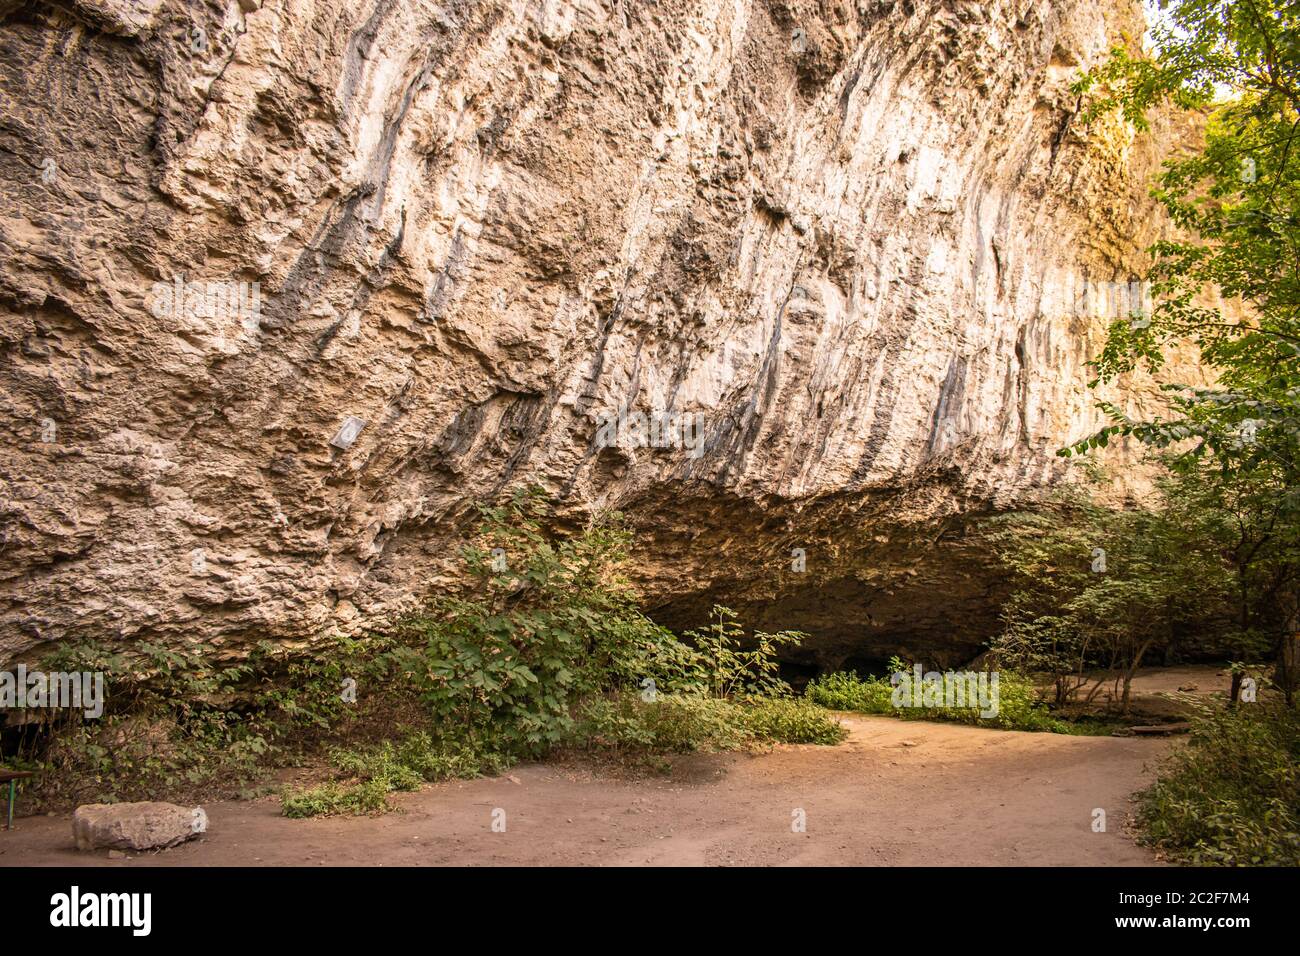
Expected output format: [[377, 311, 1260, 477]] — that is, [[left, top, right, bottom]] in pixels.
[[0, 770, 35, 830]]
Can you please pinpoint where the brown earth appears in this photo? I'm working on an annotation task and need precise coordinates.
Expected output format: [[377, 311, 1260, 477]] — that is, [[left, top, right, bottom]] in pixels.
[[0, 715, 1174, 867]]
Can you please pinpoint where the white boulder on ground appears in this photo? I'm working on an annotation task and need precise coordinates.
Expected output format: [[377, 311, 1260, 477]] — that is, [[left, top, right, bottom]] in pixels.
[[72, 801, 207, 852]]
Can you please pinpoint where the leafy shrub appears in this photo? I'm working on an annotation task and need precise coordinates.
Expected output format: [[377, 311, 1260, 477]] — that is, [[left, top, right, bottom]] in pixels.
[[575, 693, 747, 755], [919, 670, 1060, 732], [575, 691, 845, 758], [279, 496, 844, 813], [381, 489, 697, 756], [281, 781, 390, 818], [1138, 702, 1300, 865], [282, 732, 513, 817], [735, 697, 847, 744], [683, 606, 804, 699], [12, 639, 283, 809], [804, 671, 893, 713], [805, 661, 1063, 733]]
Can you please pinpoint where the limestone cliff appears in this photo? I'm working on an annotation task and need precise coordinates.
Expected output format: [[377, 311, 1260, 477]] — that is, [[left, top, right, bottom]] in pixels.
[[0, 0, 1201, 667]]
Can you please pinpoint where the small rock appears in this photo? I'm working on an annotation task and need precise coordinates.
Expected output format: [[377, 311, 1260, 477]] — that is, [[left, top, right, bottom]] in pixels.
[[1177, 684, 1199, 692], [73, 801, 204, 852], [107, 850, 125, 860]]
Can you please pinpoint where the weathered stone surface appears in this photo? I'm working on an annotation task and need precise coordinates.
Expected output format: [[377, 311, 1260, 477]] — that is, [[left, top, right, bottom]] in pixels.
[[72, 801, 204, 851], [0, 0, 1208, 664]]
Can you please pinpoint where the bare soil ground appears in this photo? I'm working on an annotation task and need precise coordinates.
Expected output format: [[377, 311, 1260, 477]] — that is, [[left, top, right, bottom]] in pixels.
[[1, 714, 1175, 867]]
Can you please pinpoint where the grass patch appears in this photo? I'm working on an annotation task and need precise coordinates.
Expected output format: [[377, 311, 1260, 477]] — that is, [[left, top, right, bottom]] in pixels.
[[282, 733, 512, 817]]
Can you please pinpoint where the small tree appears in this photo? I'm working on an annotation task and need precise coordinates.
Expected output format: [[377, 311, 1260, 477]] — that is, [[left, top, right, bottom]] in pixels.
[[1067, 0, 1300, 704], [986, 479, 1235, 713]]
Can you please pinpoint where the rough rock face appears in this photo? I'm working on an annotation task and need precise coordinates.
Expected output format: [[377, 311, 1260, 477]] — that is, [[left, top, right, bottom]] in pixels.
[[0, 0, 1200, 667], [72, 801, 204, 851]]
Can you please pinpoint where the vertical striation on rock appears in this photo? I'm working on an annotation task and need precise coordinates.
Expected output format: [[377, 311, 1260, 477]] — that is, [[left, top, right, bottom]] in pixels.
[[0, 0, 1204, 664]]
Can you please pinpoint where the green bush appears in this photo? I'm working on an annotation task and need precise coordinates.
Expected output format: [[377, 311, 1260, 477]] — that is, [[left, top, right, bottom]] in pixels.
[[282, 732, 513, 817], [1137, 702, 1300, 865], [920, 670, 1060, 732], [281, 781, 390, 818], [683, 606, 804, 699], [804, 671, 893, 713], [735, 697, 847, 744], [11, 639, 287, 809], [576, 693, 746, 755], [381, 489, 698, 757], [805, 661, 1064, 733], [574, 691, 845, 757]]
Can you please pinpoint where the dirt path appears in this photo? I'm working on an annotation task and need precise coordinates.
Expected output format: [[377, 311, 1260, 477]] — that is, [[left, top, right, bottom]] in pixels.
[[1, 715, 1174, 867]]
